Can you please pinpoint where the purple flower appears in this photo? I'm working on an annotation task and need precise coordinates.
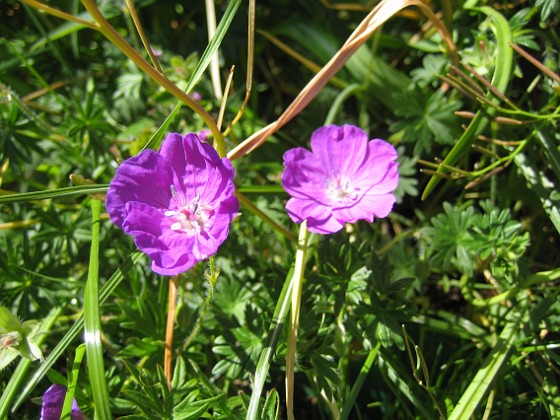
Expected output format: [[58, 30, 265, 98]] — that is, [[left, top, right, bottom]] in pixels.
[[106, 133, 239, 275], [281, 124, 398, 234], [41, 384, 84, 420]]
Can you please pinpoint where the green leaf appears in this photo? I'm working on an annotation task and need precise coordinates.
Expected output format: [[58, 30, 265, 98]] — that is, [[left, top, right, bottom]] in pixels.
[[0, 349, 18, 371], [260, 389, 280, 420], [391, 88, 461, 155], [375, 313, 404, 350], [423, 203, 476, 275], [173, 394, 224, 419], [536, 0, 560, 21], [0, 307, 23, 333]]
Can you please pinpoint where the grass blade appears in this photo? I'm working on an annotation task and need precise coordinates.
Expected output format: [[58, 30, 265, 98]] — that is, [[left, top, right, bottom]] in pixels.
[[60, 344, 86, 419], [246, 265, 295, 420], [449, 302, 527, 419], [340, 342, 382, 420], [514, 152, 560, 235], [0, 185, 108, 203], [422, 6, 514, 199], [83, 199, 111, 419]]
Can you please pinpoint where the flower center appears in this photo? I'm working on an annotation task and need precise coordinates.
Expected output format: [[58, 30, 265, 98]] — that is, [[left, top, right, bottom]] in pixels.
[[165, 194, 214, 234], [326, 176, 359, 203]]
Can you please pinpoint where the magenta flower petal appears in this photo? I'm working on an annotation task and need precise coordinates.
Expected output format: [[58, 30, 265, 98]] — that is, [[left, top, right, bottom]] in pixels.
[[106, 151, 174, 228], [282, 148, 332, 205], [41, 384, 84, 420], [281, 124, 399, 234], [106, 133, 239, 275], [310, 125, 369, 176]]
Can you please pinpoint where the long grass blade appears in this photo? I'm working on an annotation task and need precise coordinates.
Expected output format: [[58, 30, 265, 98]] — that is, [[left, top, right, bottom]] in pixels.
[[0, 185, 108, 203], [60, 344, 86, 420], [340, 342, 382, 420], [83, 199, 111, 419], [246, 265, 295, 420], [449, 301, 527, 419]]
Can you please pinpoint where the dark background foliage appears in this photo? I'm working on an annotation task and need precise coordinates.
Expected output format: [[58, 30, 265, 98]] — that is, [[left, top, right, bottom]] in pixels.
[[1, 0, 559, 418]]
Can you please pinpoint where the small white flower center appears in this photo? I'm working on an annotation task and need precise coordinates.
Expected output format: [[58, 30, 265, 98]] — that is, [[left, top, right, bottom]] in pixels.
[[326, 176, 359, 203], [165, 194, 214, 234]]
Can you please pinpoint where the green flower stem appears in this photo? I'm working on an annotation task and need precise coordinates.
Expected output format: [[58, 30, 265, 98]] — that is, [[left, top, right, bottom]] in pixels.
[[164, 275, 179, 391], [78, 0, 226, 157], [285, 221, 310, 420], [180, 258, 218, 353], [325, 83, 365, 126]]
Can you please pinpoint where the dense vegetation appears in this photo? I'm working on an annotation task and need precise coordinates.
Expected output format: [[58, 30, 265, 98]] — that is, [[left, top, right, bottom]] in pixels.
[[1, 0, 559, 418]]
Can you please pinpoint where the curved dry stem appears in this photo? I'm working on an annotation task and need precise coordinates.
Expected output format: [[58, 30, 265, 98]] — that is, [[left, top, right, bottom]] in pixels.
[[124, 0, 164, 74], [21, 0, 98, 30], [223, 0, 255, 136], [79, 0, 227, 157], [227, 0, 457, 160]]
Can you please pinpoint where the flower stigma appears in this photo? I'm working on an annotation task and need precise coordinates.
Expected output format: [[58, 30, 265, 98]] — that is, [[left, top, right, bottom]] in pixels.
[[326, 176, 359, 204], [165, 193, 214, 234]]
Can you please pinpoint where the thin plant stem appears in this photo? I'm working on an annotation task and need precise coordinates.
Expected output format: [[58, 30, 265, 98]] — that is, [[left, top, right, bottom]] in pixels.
[[124, 0, 164, 73], [205, 0, 222, 100], [286, 221, 310, 420], [20, 0, 97, 29], [235, 190, 297, 242], [77, 0, 226, 157], [181, 257, 219, 352], [217, 66, 235, 131], [510, 42, 560, 85], [164, 275, 179, 390], [223, 0, 255, 136], [180, 285, 214, 353]]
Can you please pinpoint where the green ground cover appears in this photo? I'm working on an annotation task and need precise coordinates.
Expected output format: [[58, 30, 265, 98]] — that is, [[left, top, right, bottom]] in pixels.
[[1, 0, 559, 418]]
